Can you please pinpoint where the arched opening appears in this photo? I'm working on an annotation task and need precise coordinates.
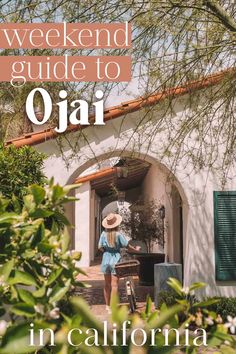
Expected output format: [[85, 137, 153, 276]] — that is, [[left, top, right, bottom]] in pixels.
[[65, 152, 188, 280]]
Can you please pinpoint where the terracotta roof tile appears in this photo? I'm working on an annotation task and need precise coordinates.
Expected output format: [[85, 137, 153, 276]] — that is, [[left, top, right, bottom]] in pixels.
[[74, 167, 116, 184]]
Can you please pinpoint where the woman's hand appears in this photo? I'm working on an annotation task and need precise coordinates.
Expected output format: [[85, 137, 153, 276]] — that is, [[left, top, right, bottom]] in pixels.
[[127, 243, 142, 253], [135, 246, 141, 251]]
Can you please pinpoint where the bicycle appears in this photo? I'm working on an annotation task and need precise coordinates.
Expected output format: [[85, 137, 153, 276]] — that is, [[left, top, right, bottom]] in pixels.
[[115, 258, 140, 313]]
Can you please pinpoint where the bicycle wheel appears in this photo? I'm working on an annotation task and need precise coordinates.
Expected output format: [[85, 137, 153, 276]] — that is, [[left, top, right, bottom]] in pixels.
[[131, 285, 137, 309], [126, 278, 136, 313], [128, 293, 136, 313]]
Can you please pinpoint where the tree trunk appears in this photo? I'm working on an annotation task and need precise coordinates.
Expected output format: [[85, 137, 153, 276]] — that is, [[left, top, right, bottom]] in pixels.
[[21, 112, 33, 135]]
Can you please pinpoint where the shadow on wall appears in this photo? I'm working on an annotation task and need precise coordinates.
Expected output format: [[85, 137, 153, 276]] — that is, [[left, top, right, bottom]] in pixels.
[[46, 108, 148, 159]]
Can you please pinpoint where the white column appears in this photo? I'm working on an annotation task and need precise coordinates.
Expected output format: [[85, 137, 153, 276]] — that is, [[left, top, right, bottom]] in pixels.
[[74, 182, 91, 267], [165, 189, 172, 262], [90, 189, 95, 262]]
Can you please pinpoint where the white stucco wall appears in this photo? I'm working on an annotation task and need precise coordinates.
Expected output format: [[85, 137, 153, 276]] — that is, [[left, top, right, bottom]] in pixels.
[[141, 164, 184, 263], [142, 164, 167, 204], [74, 182, 92, 267], [33, 98, 236, 297], [141, 164, 168, 254]]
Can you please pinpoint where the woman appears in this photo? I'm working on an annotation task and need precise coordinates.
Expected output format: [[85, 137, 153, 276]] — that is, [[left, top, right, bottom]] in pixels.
[[98, 213, 140, 312]]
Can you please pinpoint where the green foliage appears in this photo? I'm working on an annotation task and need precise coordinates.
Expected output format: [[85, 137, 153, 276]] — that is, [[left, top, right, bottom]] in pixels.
[[207, 297, 236, 322], [0, 145, 46, 205], [167, 278, 219, 313], [0, 180, 87, 352], [1, 270, 236, 352], [157, 290, 178, 308], [120, 199, 165, 252]]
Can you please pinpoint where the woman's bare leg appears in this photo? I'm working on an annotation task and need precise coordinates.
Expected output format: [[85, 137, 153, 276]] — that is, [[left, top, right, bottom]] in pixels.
[[111, 275, 119, 300], [104, 274, 111, 306]]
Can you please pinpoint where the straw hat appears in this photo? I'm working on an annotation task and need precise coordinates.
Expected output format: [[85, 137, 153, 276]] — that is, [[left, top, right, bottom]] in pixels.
[[102, 213, 122, 229]]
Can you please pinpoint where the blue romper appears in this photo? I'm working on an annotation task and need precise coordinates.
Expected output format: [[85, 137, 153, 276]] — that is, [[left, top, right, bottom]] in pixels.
[[98, 231, 128, 275]]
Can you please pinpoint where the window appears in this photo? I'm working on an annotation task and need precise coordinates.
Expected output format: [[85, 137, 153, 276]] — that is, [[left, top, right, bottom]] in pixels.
[[214, 191, 236, 281]]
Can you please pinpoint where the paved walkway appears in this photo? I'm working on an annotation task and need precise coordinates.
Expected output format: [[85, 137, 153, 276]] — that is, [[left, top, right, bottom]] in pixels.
[[75, 263, 154, 321], [75, 264, 222, 353]]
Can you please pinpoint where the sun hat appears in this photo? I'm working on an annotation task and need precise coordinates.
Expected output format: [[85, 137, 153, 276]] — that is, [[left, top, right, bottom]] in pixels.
[[102, 213, 122, 229]]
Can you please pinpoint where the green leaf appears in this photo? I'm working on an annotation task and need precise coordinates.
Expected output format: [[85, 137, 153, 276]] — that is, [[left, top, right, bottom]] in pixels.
[[11, 195, 21, 213], [0, 197, 10, 213], [11, 303, 35, 317], [9, 270, 37, 286], [74, 281, 91, 288], [47, 268, 63, 286], [147, 311, 158, 324], [145, 295, 152, 316], [189, 282, 206, 292], [61, 228, 71, 253], [49, 177, 54, 187], [61, 312, 73, 326], [23, 195, 36, 213], [29, 185, 45, 205], [63, 183, 81, 194], [110, 293, 125, 325], [51, 185, 65, 202], [30, 208, 53, 218], [0, 259, 14, 281], [32, 286, 46, 298], [147, 304, 184, 329], [0, 213, 20, 225], [70, 297, 111, 341], [54, 210, 70, 226], [22, 249, 37, 259], [210, 329, 233, 343], [0, 307, 6, 317], [75, 267, 88, 276], [166, 277, 183, 296], [10, 285, 18, 300], [0, 322, 51, 354], [37, 242, 54, 253], [217, 346, 236, 354], [49, 280, 71, 303], [193, 298, 220, 308], [50, 220, 59, 235], [160, 302, 168, 312], [18, 288, 36, 306], [31, 223, 45, 248], [114, 305, 129, 325], [71, 251, 82, 261], [176, 299, 188, 306]]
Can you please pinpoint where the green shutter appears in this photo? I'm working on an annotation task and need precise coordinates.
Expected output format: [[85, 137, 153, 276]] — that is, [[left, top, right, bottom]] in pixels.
[[214, 191, 236, 281]]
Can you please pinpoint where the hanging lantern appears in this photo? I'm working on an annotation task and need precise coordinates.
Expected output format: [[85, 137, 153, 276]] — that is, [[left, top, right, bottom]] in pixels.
[[118, 191, 126, 205], [115, 159, 129, 178], [159, 205, 165, 219]]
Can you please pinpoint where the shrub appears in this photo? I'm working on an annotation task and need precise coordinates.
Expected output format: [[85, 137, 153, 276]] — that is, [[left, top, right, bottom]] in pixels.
[[0, 145, 46, 206], [156, 290, 178, 308], [0, 269, 236, 352], [207, 297, 236, 322], [120, 199, 165, 252], [0, 180, 86, 353]]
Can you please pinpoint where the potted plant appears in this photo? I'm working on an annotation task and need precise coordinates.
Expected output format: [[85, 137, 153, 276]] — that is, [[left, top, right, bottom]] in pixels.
[[120, 199, 166, 285]]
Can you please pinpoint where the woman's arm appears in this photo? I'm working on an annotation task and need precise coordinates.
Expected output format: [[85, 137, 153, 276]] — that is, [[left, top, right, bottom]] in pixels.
[[98, 232, 105, 252], [118, 234, 141, 253], [127, 243, 141, 253]]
